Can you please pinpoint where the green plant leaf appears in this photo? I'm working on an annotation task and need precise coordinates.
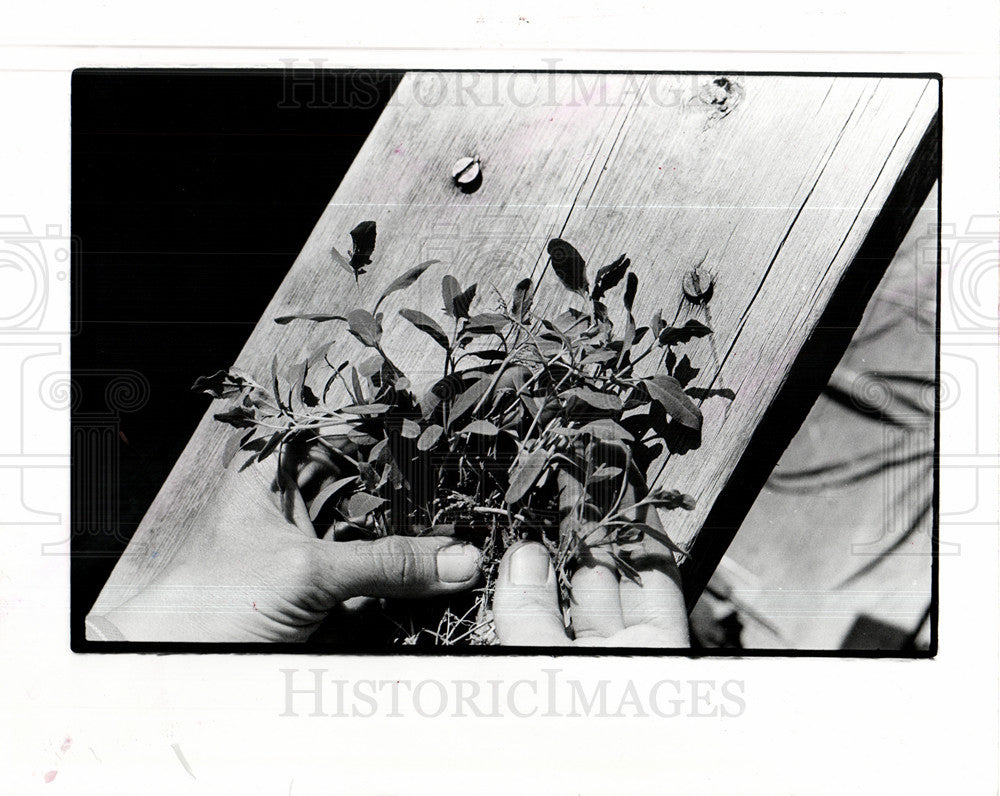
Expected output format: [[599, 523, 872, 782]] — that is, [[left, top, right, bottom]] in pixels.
[[519, 394, 542, 418], [441, 275, 460, 317], [465, 313, 508, 334], [356, 462, 377, 490], [452, 283, 478, 319], [461, 419, 499, 436], [539, 320, 573, 351], [399, 308, 450, 349], [623, 272, 638, 313], [345, 491, 388, 520], [342, 403, 391, 416], [257, 430, 284, 463], [446, 375, 492, 427], [349, 221, 377, 256], [417, 424, 444, 450], [579, 418, 634, 441], [511, 277, 532, 320], [193, 370, 248, 399], [615, 525, 645, 544], [631, 522, 688, 556], [382, 453, 405, 490], [308, 476, 361, 521], [305, 340, 338, 372], [347, 309, 382, 348], [374, 260, 439, 312], [552, 307, 589, 333], [419, 389, 442, 419], [286, 361, 315, 409], [547, 238, 589, 294], [358, 354, 384, 379], [644, 375, 702, 430], [347, 429, 379, 446], [401, 418, 422, 439], [331, 246, 354, 278], [651, 308, 665, 338], [463, 349, 508, 362], [645, 488, 697, 511], [505, 447, 549, 504], [561, 387, 623, 413], [368, 438, 389, 464], [322, 359, 351, 402], [591, 299, 610, 325], [348, 221, 376, 278], [609, 550, 643, 586], [351, 367, 365, 403], [589, 464, 623, 483]]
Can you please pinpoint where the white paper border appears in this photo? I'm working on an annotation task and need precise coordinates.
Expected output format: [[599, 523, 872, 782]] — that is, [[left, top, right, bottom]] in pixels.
[[1, 3, 997, 792]]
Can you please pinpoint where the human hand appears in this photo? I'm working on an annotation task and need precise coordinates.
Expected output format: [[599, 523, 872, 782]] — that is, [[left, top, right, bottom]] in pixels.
[[492, 541, 689, 647], [97, 444, 483, 642], [491, 496, 690, 647]]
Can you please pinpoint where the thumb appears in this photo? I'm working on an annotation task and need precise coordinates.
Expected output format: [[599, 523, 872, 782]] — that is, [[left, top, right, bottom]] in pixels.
[[311, 535, 482, 602]]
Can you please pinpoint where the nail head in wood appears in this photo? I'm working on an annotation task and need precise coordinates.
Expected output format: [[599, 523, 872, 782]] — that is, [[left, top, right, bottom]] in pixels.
[[682, 266, 714, 304], [451, 156, 482, 193]]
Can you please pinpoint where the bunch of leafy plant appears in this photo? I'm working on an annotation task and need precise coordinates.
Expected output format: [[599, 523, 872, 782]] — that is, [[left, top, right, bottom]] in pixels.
[[195, 221, 730, 645]]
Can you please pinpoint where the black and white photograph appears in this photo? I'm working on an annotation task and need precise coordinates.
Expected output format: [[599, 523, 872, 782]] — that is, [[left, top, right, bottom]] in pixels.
[[74, 69, 941, 652], [3, 3, 999, 793]]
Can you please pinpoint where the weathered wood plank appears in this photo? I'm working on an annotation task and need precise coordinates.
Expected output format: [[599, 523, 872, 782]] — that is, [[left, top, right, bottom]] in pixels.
[[89, 72, 939, 619]]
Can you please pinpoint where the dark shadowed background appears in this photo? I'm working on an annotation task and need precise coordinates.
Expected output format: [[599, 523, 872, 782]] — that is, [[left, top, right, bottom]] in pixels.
[[71, 69, 401, 637]]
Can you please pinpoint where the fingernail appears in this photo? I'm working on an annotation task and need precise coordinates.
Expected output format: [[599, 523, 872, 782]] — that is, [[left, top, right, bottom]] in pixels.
[[509, 544, 552, 586], [436, 544, 480, 583]]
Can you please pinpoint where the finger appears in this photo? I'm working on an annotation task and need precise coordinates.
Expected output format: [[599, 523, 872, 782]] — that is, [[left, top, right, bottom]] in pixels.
[[312, 535, 482, 602], [619, 563, 689, 646], [569, 551, 625, 640], [620, 500, 690, 644], [574, 623, 682, 647], [493, 542, 571, 646]]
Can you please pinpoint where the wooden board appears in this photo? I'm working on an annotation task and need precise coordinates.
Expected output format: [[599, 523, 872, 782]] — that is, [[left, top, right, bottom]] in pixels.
[[88, 72, 939, 620]]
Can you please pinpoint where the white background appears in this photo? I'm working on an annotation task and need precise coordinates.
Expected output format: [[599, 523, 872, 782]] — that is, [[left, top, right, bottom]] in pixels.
[[0, 2, 997, 793]]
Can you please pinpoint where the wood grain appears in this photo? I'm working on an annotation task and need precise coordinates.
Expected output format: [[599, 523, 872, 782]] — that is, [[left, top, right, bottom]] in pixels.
[[88, 72, 939, 622]]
